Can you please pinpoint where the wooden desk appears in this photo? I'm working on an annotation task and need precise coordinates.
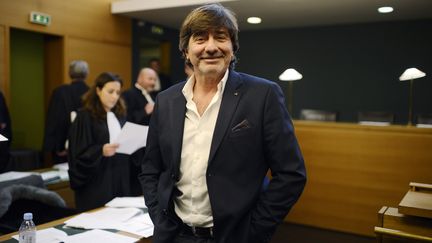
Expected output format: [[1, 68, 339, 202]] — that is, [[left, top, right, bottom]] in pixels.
[[285, 121, 432, 237], [375, 206, 432, 242], [0, 209, 152, 243]]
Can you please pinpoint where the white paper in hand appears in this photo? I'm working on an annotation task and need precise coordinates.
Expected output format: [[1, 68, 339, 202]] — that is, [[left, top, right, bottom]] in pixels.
[[114, 122, 149, 155], [0, 133, 8, 141]]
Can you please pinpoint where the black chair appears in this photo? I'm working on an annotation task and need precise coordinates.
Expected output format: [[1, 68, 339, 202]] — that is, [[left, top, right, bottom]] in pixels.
[[300, 109, 337, 122], [7, 149, 42, 171], [0, 175, 76, 234], [358, 111, 394, 124]]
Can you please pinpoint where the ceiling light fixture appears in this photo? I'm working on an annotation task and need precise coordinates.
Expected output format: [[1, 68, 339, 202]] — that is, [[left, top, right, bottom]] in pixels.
[[247, 17, 262, 24], [378, 6, 394, 14]]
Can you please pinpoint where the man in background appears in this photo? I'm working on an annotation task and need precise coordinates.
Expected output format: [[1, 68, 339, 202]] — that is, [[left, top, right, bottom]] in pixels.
[[122, 67, 158, 195], [43, 60, 89, 164]]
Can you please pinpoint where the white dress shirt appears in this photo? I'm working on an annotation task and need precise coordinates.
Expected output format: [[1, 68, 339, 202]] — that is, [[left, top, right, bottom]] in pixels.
[[107, 111, 121, 143], [175, 70, 229, 227]]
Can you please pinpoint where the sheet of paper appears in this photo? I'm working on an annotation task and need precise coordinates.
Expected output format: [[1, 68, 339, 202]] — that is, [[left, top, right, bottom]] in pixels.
[[105, 197, 146, 208], [64, 207, 142, 229], [116, 213, 154, 238], [0, 133, 8, 141], [0, 171, 34, 182], [114, 122, 149, 155], [12, 227, 68, 243], [60, 229, 137, 243]]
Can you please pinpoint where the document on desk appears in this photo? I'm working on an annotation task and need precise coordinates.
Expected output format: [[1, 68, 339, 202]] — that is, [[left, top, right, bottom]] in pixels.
[[114, 122, 149, 155], [61, 229, 137, 243], [12, 227, 67, 243], [65, 207, 142, 229], [64, 207, 154, 238]]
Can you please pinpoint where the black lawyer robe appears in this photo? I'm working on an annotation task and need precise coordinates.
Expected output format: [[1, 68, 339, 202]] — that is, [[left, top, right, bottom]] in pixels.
[[43, 81, 89, 162], [122, 86, 156, 196], [68, 110, 130, 211]]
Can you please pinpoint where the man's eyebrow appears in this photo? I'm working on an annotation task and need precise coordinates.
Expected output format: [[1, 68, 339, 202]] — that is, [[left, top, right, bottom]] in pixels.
[[192, 31, 207, 37]]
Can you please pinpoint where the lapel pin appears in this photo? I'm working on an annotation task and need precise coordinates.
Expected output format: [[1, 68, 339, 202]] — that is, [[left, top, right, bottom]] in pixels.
[[234, 92, 239, 96]]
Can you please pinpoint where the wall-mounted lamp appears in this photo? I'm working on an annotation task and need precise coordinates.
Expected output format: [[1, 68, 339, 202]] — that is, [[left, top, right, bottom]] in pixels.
[[399, 67, 426, 126], [279, 68, 303, 115]]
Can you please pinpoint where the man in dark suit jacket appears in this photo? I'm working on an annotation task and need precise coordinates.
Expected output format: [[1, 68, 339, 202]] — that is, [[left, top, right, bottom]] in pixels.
[[122, 68, 157, 126], [123, 67, 158, 196], [140, 3, 306, 243]]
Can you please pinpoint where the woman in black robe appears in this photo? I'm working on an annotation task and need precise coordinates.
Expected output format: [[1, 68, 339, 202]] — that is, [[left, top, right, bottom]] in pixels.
[[68, 72, 130, 211]]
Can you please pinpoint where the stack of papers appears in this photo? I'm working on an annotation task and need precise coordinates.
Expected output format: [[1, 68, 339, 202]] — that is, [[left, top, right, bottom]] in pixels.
[[64, 207, 154, 238]]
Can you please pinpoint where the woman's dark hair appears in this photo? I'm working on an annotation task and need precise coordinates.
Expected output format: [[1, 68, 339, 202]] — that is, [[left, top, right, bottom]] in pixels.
[[82, 72, 126, 120]]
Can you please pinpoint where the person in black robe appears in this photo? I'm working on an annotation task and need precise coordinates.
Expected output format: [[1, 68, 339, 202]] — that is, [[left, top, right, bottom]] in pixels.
[[0, 91, 12, 171], [122, 68, 157, 196], [68, 72, 130, 211], [43, 60, 89, 164]]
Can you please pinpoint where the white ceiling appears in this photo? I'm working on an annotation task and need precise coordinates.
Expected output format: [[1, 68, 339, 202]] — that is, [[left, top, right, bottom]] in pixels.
[[112, 0, 432, 30]]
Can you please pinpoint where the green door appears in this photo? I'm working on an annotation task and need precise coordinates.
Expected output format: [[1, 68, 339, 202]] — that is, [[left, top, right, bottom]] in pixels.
[[10, 28, 45, 150]]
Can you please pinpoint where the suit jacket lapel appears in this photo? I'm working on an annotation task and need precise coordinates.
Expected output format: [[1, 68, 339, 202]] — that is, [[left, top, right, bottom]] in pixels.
[[208, 70, 243, 165], [170, 92, 186, 176]]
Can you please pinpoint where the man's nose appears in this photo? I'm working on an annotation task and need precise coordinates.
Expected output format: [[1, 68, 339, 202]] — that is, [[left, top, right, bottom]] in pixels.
[[205, 36, 218, 53]]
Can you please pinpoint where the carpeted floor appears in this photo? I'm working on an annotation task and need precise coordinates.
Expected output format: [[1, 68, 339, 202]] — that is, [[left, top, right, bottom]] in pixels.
[[271, 223, 376, 243]]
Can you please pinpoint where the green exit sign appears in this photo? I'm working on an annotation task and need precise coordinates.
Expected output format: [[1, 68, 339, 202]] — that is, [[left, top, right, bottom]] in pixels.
[[29, 12, 51, 26]]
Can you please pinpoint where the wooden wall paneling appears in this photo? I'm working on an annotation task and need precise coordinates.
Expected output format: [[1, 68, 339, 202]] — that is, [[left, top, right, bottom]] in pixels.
[[0, 0, 131, 96], [0, 25, 5, 94], [286, 121, 432, 236], [0, 0, 131, 45], [0, 25, 10, 102], [66, 37, 131, 89], [44, 34, 64, 110]]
